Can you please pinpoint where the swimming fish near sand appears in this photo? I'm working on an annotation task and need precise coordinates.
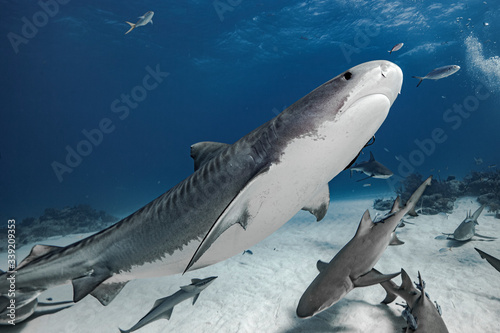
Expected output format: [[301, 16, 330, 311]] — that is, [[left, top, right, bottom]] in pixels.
[[412, 65, 460, 87]]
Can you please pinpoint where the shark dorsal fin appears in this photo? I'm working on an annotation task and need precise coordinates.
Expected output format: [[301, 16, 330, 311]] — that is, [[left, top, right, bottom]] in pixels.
[[355, 210, 373, 238], [16, 244, 62, 270], [316, 260, 329, 272], [369, 151, 375, 162], [390, 196, 401, 214], [400, 269, 414, 292], [190, 141, 229, 171], [71, 265, 111, 303]]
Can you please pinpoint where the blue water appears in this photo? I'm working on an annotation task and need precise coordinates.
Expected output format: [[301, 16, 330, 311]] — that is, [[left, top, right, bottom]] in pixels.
[[1, 0, 499, 222]]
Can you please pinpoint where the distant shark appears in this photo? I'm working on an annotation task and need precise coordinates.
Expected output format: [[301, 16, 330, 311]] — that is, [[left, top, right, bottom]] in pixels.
[[296, 176, 432, 318], [0, 60, 403, 324], [475, 248, 500, 273], [443, 205, 496, 241], [119, 276, 217, 333], [349, 151, 393, 181], [125, 11, 154, 35], [380, 269, 449, 333]]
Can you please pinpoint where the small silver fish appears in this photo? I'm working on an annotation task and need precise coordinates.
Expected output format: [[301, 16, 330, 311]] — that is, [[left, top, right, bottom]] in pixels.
[[412, 65, 460, 87], [388, 43, 404, 54], [125, 11, 154, 35]]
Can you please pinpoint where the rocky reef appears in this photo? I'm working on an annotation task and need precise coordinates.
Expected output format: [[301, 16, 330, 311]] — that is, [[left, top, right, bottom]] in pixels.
[[0, 204, 117, 252], [374, 170, 500, 217]]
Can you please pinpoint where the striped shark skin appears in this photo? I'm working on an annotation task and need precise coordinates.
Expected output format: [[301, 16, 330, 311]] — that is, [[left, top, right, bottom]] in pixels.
[[0, 60, 403, 324]]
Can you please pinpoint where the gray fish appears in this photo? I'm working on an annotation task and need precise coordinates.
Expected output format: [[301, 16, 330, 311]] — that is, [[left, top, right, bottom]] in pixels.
[[296, 176, 432, 318], [388, 42, 404, 54], [350, 151, 394, 182], [475, 248, 500, 273], [125, 11, 154, 35], [119, 276, 217, 333], [0, 61, 403, 324], [381, 270, 449, 332], [412, 65, 460, 87]]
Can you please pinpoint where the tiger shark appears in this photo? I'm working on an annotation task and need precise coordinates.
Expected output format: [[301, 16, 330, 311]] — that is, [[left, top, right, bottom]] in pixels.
[[296, 176, 431, 318], [0, 60, 403, 324], [119, 276, 217, 333]]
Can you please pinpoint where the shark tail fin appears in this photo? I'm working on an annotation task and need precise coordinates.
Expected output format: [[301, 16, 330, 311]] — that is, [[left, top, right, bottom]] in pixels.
[[412, 76, 424, 87], [125, 21, 136, 35], [404, 176, 432, 216]]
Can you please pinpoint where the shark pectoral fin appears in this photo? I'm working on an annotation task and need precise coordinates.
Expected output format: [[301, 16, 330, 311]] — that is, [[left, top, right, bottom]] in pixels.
[[316, 260, 328, 272], [71, 266, 111, 303], [16, 244, 63, 270], [380, 278, 399, 304], [190, 141, 229, 171], [185, 167, 269, 272], [90, 281, 128, 306], [389, 232, 405, 246], [192, 293, 200, 305], [353, 269, 400, 288], [474, 233, 497, 240], [302, 185, 330, 221]]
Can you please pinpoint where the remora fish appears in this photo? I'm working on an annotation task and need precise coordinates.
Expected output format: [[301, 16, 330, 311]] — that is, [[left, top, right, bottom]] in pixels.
[[296, 176, 432, 318], [412, 65, 460, 87], [119, 276, 217, 333], [443, 205, 496, 241], [125, 11, 154, 35], [380, 270, 449, 333], [475, 248, 500, 273], [388, 42, 404, 54], [349, 151, 393, 182], [0, 60, 403, 324]]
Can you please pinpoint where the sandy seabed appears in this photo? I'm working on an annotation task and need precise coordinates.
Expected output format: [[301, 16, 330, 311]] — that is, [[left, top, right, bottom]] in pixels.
[[1, 196, 499, 333]]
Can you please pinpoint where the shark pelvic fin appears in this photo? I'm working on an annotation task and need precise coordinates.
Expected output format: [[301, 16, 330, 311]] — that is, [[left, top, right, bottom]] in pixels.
[[190, 141, 229, 171], [90, 281, 128, 306], [16, 244, 63, 270], [302, 185, 330, 221], [71, 266, 111, 303], [353, 268, 400, 288]]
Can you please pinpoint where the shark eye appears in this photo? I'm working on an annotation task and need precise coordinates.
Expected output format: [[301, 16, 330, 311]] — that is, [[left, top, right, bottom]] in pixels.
[[343, 72, 352, 80]]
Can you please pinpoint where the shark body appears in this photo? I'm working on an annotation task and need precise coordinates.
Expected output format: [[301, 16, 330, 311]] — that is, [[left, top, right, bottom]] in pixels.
[[443, 205, 496, 241], [0, 60, 403, 324], [119, 276, 217, 333], [381, 269, 449, 333], [296, 176, 432, 318], [349, 151, 393, 182], [125, 11, 154, 34]]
